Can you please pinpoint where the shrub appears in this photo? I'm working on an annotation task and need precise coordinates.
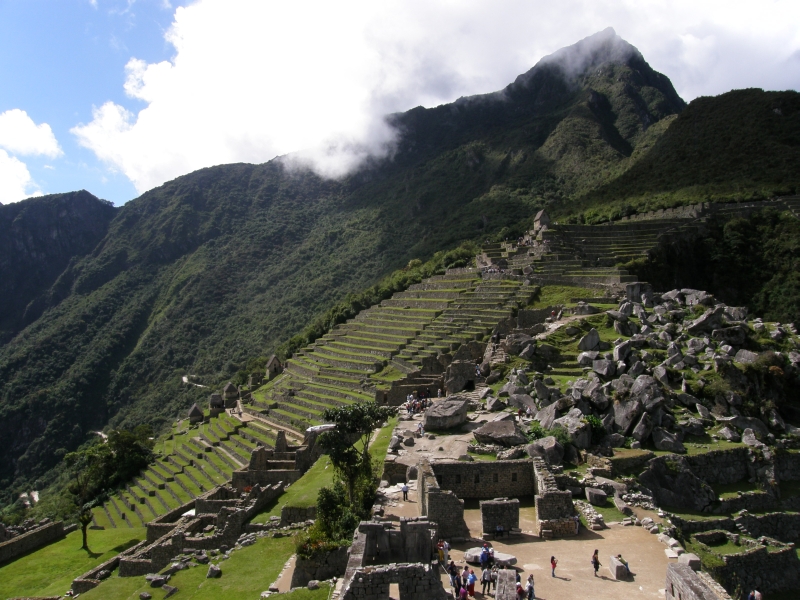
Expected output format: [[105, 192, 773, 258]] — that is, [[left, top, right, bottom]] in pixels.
[[584, 415, 606, 445]]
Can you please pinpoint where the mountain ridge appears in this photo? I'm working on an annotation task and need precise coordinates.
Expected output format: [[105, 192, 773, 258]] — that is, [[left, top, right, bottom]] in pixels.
[[0, 30, 797, 500]]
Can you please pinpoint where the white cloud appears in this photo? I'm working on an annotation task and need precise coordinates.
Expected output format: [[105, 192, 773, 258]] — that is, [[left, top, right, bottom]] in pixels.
[[72, 0, 800, 195], [0, 149, 42, 204], [0, 109, 62, 158]]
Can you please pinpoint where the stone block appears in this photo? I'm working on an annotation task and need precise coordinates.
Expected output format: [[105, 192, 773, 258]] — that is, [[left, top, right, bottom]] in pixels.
[[608, 556, 629, 580], [678, 552, 701, 571], [585, 487, 607, 506]]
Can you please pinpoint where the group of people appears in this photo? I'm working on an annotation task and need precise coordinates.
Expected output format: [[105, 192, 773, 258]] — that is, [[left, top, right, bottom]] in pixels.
[[447, 561, 507, 599], [404, 388, 440, 415]]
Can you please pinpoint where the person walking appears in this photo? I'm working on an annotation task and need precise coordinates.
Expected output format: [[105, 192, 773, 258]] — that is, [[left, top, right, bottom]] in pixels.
[[591, 549, 601, 576], [526, 574, 535, 600], [443, 539, 451, 564], [490, 566, 498, 593], [401, 483, 409, 501], [481, 567, 492, 595], [550, 556, 558, 577], [448, 561, 458, 587]]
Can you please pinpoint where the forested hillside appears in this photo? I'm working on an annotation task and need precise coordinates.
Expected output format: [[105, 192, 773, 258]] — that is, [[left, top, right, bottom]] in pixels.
[[0, 28, 798, 502]]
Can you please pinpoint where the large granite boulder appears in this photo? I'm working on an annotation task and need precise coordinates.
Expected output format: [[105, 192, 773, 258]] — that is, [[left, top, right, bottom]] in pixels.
[[639, 455, 716, 511], [613, 399, 643, 435], [445, 361, 476, 394], [734, 349, 759, 365], [525, 436, 564, 465], [423, 397, 470, 430], [629, 375, 664, 413], [686, 306, 725, 335], [552, 408, 592, 449], [578, 328, 601, 351], [712, 325, 748, 347], [652, 427, 686, 453], [486, 397, 507, 412], [593, 359, 615, 378], [473, 419, 527, 447], [507, 393, 537, 412], [631, 413, 653, 442], [503, 333, 534, 355], [535, 402, 561, 429], [585, 487, 607, 506]]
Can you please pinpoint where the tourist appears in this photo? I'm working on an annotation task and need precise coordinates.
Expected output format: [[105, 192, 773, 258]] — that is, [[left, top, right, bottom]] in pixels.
[[448, 561, 458, 587], [437, 539, 444, 563], [488, 546, 495, 566], [480, 545, 490, 570], [574, 515, 580, 534], [459, 584, 468, 600], [496, 524, 504, 538], [747, 592, 756, 600], [481, 567, 492, 595], [438, 388, 443, 398], [550, 556, 558, 577], [417, 422, 424, 436], [462, 566, 470, 587], [754, 590, 762, 600], [518, 408, 524, 422], [515, 580, 525, 599], [591, 549, 601, 576], [401, 483, 409, 501], [443, 539, 451, 564], [526, 573, 535, 600], [467, 569, 477, 596], [490, 566, 498, 592], [616, 554, 630, 576]]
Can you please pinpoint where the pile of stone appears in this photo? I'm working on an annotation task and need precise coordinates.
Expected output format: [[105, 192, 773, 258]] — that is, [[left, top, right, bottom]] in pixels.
[[574, 500, 606, 529], [0, 517, 50, 541]]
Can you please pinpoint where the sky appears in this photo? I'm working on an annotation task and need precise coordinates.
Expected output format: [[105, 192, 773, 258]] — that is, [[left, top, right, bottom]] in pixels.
[[0, 0, 798, 205]]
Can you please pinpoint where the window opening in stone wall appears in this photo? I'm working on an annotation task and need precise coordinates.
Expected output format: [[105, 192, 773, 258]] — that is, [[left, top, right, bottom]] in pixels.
[[475, 474, 480, 484], [511, 472, 517, 482], [493, 473, 498, 483], [455, 474, 461, 484]]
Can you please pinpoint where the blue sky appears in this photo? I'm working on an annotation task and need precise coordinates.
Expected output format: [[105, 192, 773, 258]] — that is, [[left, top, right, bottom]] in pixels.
[[0, 1, 798, 206], [0, 0, 187, 203]]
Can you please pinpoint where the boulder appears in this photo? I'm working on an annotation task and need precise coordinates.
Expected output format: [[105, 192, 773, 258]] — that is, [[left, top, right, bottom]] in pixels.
[[503, 333, 534, 355], [613, 400, 643, 435], [147, 575, 167, 588], [618, 302, 634, 317], [613, 341, 632, 362], [577, 351, 599, 366], [606, 310, 628, 322], [679, 418, 705, 437], [163, 586, 179, 599], [497, 447, 526, 460], [722, 415, 770, 437], [499, 382, 526, 397], [741, 428, 763, 447], [423, 397, 470, 430], [139, 593, 153, 600], [695, 403, 711, 420], [526, 436, 564, 465], [207, 564, 222, 578], [575, 302, 600, 315], [578, 329, 601, 351], [553, 408, 592, 449], [403, 436, 415, 446], [601, 433, 627, 448], [486, 371, 502, 385], [445, 360, 477, 394], [717, 426, 741, 442], [593, 359, 615, 378], [486, 397, 507, 412], [473, 420, 528, 447], [734, 349, 759, 364], [686, 306, 725, 335], [308, 580, 320, 590], [508, 393, 536, 412], [536, 344, 560, 361], [712, 325, 748, 347], [464, 547, 517, 567], [533, 380, 550, 403], [631, 413, 653, 442], [585, 487, 608, 505], [535, 402, 561, 429], [458, 454, 474, 461], [639, 455, 717, 511], [614, 320, 633, 337], [652, 428, 686, 453], [389, 436, 404, 450], [630, 375, 664, 412]]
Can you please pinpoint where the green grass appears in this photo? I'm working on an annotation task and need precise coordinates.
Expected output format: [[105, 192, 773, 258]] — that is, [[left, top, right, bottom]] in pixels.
[[588, 501, 628, 524], [528, 285, 600, 309], [79, 534, 298, 600], [711, 480, 760, 499], [0, 527, 145, 599]]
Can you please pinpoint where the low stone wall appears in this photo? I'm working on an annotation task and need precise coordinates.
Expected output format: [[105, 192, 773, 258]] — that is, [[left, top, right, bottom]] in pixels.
[[734, 512, 800, 544], [71, 540, 148, 593], [776, 450, 800, 481], [429, 459, 534, 499], [231, 468, 301, 490], [0, 521, 72, 565], [340, 563, 448, 600], [714, 543, 800, 596], [280, 505, 316, 527], [713, 491, 778, 515], [290, 545, 349, 588], [669, 514, 737, 536], [685, 448, 751, 486], [608, 450, 655, 476], [480, 498, 519, 535], [664, 563, 731, 600]]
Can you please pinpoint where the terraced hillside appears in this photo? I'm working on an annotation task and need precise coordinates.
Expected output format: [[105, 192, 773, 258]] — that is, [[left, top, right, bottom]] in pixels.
[[249, 273, 535, 435], [91, 413, 290, 528]]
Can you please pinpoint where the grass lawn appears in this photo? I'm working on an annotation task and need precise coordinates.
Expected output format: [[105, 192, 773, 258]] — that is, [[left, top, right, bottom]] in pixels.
[[589, 501, 628, 524], [80, 535, 306, 600], [711, 480, 760, 499], [251, 416, 398, 524], [0, 526, 145, 599], [528, 285, 600, 309]]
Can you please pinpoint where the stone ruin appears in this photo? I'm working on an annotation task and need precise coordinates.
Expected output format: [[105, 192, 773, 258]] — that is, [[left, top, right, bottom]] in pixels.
[[337, 519, 449, 600], [480, 498, 519, 539], [231, 427, 325, 491], [115, 482, 283, 578], [187, 403, 204, 424], [665, 563, 732, 600]]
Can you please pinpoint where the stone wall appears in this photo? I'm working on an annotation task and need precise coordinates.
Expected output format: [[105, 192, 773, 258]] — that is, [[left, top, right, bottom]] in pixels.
[[713, 491, 778, 515], [608, 450, 655, 476], [417, 460, 469, 540], [280, 505, 316, 527], [619, 202, 708, 222], [714, 543, 800, 596], [533, 457, 576, 538], [775, 450, 800, 481], [734, 512, 800, 544], [71, 540, 147, 593], [429, 459, 534, 499], [382, 455, 408, 485], [0, 521, 72, 565], [480, 498, 519, 535], [231, 467, 301, 490], [669, 514, 737, 536], [685, 448, 751, 485], [290, 545, 349, 588], [664, 563, 731, 600]]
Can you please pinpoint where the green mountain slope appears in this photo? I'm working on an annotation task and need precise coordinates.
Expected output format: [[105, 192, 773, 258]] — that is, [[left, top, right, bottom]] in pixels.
[[0, 28, 796, 499], [0, 191, 117, 344]]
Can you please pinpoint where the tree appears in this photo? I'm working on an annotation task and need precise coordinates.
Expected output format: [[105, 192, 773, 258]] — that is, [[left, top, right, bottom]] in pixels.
[[64, 444, 109, 550], [318, 401, 396, 505]]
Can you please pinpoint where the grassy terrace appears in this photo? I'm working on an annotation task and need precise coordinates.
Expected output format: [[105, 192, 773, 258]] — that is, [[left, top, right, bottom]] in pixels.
[[0, 527, 145, 599]]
